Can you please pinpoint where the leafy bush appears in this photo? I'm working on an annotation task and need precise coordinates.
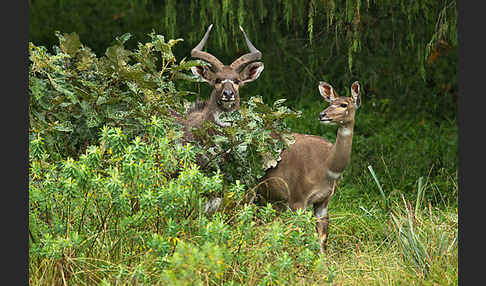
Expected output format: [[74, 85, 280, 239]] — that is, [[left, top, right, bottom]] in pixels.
[[161, 241, 232, 286], [29, 31, 195, 156], [28, 28, 304, 283], [191, 97, 300, 188]]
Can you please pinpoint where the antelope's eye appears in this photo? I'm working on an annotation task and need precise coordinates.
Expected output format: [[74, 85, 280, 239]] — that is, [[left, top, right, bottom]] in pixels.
[[215, 79, 222, 84], [234, 79, 240, 85], [340, 103, 348, 108]]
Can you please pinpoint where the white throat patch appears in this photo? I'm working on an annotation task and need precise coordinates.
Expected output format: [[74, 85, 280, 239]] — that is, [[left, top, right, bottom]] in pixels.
[[339, 127, 352, 136]]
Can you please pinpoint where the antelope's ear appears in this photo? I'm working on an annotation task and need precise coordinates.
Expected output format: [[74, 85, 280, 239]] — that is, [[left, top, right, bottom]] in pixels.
[[239, 62, 264, 84], [350, 81, 361, 108], [318, 81, 337, 102], [191, 65, 214, 83]]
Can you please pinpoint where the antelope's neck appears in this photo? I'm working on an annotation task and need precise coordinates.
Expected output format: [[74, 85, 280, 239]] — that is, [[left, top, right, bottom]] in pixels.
[[206, 90, 230, 127], [206, 90, 221, 119], [326, 124, 354, 176]]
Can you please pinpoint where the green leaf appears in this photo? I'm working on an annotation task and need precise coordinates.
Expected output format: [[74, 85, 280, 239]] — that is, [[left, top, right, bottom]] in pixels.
[[168, 38, 184, 47], [59, 32, 82, 57], [53, 121, 74, 132], [273, 98, 287, 107], [105, 45, 131, 66], [171, 59, 206, 72], [96, 96, 108, 105], [115, 33, 132, 45]]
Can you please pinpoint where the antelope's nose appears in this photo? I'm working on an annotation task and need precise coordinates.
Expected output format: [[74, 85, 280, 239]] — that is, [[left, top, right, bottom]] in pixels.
[[222, 89, 234, 99], [319, 112, 327, 120]]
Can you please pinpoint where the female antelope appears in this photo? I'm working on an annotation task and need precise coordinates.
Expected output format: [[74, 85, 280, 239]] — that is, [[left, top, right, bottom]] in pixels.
[[259, 81, 361, 253]]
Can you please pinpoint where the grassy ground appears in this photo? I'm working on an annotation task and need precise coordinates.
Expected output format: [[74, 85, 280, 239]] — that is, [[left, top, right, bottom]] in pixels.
[[29, 194, 458, 285]]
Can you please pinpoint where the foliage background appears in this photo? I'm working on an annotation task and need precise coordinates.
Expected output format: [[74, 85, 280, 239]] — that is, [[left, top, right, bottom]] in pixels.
[[28, 0, 458, 285], [30, 0, 457, 117]]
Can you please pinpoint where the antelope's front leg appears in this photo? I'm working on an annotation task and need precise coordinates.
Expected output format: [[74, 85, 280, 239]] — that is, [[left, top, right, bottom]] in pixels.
[[314, 201, 329, 254], [316, 216, 329, 253]]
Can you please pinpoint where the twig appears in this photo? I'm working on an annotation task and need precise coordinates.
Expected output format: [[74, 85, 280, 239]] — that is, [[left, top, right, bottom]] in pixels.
[[29, 227, 36, 244], [245, 176, 290, 205], [199, 139, 245, 170], [87, 205, 113, 258]]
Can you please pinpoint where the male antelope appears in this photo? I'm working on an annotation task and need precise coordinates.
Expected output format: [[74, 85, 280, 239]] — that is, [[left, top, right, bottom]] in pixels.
[[181, 24, 264, 142], [180, 25, 264, 215], [259, 81, 361, 253]]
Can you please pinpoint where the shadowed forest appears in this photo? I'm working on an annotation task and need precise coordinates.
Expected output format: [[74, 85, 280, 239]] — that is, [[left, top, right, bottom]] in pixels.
[[29, 1, 458, 285]]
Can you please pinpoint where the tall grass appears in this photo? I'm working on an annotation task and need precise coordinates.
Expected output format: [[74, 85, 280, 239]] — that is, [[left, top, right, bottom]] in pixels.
[[390, 194, 457, 281]]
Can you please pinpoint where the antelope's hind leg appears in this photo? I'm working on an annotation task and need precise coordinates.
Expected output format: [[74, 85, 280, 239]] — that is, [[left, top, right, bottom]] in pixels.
[[314, 201, 330, 254]]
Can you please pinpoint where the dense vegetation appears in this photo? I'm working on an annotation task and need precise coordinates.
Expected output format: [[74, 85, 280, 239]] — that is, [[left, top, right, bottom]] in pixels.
[[29, 1, 457, 285]]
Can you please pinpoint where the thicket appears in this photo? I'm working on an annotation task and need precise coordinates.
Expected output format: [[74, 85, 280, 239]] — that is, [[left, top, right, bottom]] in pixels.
[[28, 32, 307, 284]]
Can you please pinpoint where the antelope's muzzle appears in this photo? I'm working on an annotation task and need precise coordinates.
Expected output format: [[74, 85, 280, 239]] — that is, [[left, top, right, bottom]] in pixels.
[[219, 82, 236, 110], [221, 88, 235, 102], [319, 111, 331, 123]]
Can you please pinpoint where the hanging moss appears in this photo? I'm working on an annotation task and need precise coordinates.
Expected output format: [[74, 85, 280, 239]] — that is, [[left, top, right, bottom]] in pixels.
[[307, 0, 315, 45]]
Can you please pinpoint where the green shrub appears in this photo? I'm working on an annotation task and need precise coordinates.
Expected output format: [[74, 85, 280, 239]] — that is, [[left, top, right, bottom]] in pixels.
[[190, 97, 300, 188], [161, 241, 232, 286], [29, 31, 195, 157]]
